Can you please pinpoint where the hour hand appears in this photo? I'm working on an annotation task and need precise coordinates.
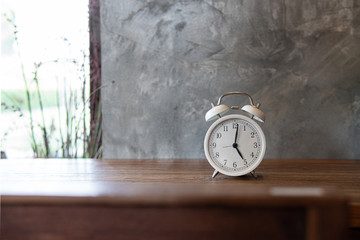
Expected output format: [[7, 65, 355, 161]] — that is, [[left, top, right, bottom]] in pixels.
[[234, 144, 244, 159]]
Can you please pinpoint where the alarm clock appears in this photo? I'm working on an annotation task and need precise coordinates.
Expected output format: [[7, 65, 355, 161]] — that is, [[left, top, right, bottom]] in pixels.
[[204, 92, 266, 178]]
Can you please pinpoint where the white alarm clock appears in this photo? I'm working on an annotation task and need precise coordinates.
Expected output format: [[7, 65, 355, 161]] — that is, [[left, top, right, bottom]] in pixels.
[[204, 92, 266, 178]]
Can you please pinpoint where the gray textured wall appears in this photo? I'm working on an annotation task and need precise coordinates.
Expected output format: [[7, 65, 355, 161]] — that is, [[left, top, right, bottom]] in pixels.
[[101, 0, 360, 159]]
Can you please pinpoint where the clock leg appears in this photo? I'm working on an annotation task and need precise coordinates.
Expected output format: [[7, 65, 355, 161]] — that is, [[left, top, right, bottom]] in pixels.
[[250, 170, 258, 178], [212, 170, 219, 178]]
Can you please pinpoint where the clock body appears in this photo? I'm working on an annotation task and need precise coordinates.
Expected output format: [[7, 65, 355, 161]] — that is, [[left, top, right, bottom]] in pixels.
[[204, 114, 266, 176]]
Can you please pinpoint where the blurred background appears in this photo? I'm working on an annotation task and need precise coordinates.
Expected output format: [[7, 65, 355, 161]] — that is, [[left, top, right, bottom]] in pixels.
[[1, 0, 359, 160], [1, 0, 92, 158], [101, 0, 360, 159]]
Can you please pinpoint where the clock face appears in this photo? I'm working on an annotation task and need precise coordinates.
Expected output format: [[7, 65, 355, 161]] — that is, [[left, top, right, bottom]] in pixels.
[[204, 114, 266, 176]]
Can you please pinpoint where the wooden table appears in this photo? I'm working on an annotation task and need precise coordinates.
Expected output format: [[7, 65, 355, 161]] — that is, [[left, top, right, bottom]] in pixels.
[[1, 158, 360, 240]]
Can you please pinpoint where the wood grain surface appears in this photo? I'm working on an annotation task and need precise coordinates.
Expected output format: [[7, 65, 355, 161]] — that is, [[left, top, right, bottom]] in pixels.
[[1, 158, 359, 199], [1, 158, 359, 239]]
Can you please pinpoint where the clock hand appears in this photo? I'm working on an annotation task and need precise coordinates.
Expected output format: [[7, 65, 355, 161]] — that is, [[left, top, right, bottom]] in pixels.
[[233, 123, 247, 163], [223, 145, 232, 148], [235, 146, 248, 165], [233, 143, 244, 159], [234, 123, 239, 144], [233, 142, 248, 165]]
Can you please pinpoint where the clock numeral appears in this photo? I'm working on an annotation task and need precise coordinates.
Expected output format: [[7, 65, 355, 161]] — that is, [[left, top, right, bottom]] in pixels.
[[232, 123, 238, 129], [253, 142, 258, 148], [223, 126, 228, 132], [251, 132, 255, 138], [216, 133, 222, 139], [212, 142, 216, 148], [244, 160, 248, 165], [233, 162, 237, 168], [243, 125, 246, 131], [223, 159, 227, 165], [215, 152, 219, 158], [250, 152, 254, 158]]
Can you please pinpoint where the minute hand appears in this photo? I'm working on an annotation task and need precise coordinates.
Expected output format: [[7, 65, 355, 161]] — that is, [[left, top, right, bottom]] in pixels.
[[234, 123, 239, 143], [233, 124, 244, 160]]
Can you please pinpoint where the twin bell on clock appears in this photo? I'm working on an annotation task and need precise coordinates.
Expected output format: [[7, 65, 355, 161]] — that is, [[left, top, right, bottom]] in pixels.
[[203, 92, 266, 178]]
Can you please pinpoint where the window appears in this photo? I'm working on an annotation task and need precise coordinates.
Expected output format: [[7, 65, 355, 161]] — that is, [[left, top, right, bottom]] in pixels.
[[1, 0, 100, 158]]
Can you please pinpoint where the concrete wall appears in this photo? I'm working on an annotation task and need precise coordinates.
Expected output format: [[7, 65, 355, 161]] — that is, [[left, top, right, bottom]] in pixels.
[[101, 0, 360, 159]]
